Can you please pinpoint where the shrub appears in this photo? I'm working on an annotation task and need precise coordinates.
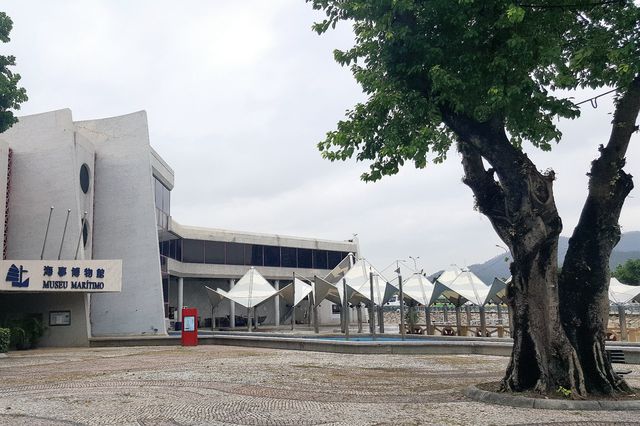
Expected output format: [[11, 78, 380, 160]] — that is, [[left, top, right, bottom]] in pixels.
[[4, 316, 45, 350], [0, 328, 9, 353]]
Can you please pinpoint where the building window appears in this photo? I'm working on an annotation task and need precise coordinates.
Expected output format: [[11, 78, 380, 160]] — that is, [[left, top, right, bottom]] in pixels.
[[204, 241, 225, 264], [314, 250, 328, 270], [264, 246, 280, 267], [226, 242, 244, 265], [80, 164, 90, 194], [182, 239, 204, 263], [82, 222, 89, 247], [297, 248, 312, 269], [281, 247, 297, 268], [328, 251, 343, 269], [154, 177, 171, 230], [245, 244, 264, 266]]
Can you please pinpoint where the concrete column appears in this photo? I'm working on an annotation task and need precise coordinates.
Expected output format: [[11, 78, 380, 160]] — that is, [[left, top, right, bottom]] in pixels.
[[177, 277, 184, 323], [618, 304, 628, 341], [356, 304, 363, 333], [229, 279, 236, 328], [443, 305, 449, 323], [465, 305, 472, 325], [274, 280, 280, 327], [497, 304, 503, 323]]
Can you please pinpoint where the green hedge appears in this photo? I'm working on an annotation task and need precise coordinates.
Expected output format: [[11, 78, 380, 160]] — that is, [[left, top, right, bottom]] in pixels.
[[0, 328, 9, 353]]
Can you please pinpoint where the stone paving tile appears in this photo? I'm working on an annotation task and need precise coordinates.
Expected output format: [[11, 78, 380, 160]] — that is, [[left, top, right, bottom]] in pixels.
[[0, 345, 638, 425]]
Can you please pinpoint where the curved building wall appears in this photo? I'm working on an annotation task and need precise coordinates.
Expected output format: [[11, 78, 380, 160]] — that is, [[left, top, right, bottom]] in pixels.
[[76, 111, 166, 336]]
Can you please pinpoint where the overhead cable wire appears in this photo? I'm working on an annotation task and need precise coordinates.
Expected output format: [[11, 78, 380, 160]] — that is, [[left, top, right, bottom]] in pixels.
[[574, 87, 618, 108], [517, 0, 625, 8]]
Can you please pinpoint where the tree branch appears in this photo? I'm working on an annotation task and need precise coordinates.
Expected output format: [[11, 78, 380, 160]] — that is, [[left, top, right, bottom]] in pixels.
[[457, 142, 513, 245], [564, 75, 640, 267]]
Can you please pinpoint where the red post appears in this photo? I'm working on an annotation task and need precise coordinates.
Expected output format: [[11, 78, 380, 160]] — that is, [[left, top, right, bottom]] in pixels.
[[181, 307, 198, 346]]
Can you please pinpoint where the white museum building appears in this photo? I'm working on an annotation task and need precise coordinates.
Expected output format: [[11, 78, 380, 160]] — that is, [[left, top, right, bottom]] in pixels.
[[0, 109, 359, 346]]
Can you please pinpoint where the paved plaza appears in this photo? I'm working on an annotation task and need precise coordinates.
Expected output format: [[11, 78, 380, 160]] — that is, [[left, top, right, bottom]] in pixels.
[[0, 345, 639, 425]]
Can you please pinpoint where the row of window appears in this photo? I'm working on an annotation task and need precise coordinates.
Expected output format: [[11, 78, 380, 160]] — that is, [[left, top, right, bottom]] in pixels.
[[159, 238, 352, 270]]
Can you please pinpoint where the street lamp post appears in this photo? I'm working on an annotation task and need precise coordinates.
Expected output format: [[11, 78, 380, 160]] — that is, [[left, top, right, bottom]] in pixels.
[[409, 256, 420, 271]]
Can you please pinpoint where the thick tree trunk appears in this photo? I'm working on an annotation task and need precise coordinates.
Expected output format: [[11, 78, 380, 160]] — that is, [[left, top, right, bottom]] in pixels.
[[449, 116, 587, 396], [502, 235, 585, 395], [559, 76, 640, 395]]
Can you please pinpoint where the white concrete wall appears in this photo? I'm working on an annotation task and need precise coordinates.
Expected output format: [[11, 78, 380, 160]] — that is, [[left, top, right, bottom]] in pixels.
[[77, 111, 166, 336], [0, 110, 92, 345], [2, 110, 90, 261]]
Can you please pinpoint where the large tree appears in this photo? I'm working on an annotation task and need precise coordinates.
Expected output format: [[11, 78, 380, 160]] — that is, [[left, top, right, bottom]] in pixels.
[[0, 12, 27, 133], [309, 0, 640, 397]]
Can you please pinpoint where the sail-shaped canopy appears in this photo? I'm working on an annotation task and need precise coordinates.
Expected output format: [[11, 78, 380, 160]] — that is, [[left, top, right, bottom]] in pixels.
[[205, 267, 278, 309], [433, 266, 463, 286], [486, 277, 509, 304], [341, 259, 395, 306], [279, 277, 314, 307], [323, 254, 353, 285], [609, 277, 640, 304], [313, 275, 342, 306], [434, 267, 490, 306], [205, 286, 227, 309], [310, 254, 355, 306], [401, 273, 436, 306]]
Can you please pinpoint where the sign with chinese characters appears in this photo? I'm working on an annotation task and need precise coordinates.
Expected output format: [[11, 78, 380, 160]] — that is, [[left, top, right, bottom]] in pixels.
[[0, 260, 122, 293]]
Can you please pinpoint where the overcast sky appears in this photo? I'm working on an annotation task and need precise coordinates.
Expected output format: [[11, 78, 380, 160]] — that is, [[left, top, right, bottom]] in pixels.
[[2, 1, 639, 275]]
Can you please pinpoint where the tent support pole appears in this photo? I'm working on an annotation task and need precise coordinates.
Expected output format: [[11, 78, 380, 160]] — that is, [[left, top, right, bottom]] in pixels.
[[618, 304, 628, 341], [343, 278, 350, 339], [356, 304, 363, 333], [378, 306, 385, 333], [497, 304, 503, 323], [398, 273, 405, 340], [455, 305, 463, 336], [313, 303, 319, 333], [291, 272, 296, 331], [465, 305, 472, 327], [229, 279, 236, 328], [443, 304, 449, 323], [368, 271, 376, 335], [479, 305, 487, 337], [425, 305, 432, 335], [274, 280, 280, 327]]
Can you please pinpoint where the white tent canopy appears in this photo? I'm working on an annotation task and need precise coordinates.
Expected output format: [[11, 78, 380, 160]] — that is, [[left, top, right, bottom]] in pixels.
[[434, 267, 490, 306], [609, 277, 640, 304], [311, 254, 354, 307], [323, 254, 353, 285], [280, 277, 313, 307], [340, 258, 395, 306], [401, 273, 436, 306], [205, 267, 278, 309]]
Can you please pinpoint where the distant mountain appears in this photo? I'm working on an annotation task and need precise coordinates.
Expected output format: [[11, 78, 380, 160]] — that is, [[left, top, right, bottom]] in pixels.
[[467, 231, 640, 284]]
